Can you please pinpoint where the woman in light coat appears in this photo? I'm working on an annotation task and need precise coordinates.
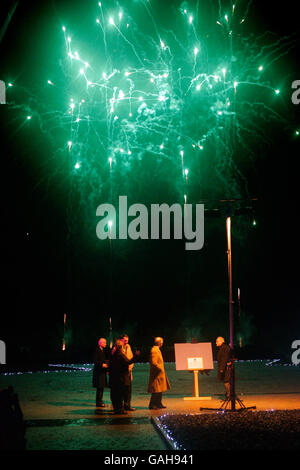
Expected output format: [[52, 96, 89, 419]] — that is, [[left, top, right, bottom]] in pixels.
[[148, 337, 170, 409]]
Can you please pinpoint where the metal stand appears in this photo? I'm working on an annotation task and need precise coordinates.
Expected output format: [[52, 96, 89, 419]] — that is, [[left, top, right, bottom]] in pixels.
[[200, 361, 256, 412]]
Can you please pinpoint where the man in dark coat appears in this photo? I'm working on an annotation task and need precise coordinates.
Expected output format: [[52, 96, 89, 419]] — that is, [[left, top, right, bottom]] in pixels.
[[92, 338, 109, 407], [109, 339, 140, 414], [216, 336, 232, 399]]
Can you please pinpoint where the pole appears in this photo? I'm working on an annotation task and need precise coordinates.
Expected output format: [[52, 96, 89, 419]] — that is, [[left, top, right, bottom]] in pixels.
[[200, 212, 256, 411], [226, 217, 234, 409], [226, 217, 233, 349], [238, 288, 242, 348], [109, 316, 113, 349], [184, 369, 211, 401], [226, 217, 236, 409], [193, 370, 199, 397], [62, 313, 66, 351]]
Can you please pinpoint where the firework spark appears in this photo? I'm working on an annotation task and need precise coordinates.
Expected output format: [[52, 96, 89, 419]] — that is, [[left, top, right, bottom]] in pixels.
[[5, 0, 297, 227]]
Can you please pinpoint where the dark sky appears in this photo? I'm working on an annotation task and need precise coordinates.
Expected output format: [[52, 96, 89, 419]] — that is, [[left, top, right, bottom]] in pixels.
[[0, 0, 299, 362]]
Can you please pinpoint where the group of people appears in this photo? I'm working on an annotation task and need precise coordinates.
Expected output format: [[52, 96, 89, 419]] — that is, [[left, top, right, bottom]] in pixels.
[[92, 334, 233, 414], [92, 334, 170, 414]]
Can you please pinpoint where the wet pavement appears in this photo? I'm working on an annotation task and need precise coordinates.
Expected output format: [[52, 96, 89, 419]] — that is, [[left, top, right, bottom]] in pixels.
[[1, 361, 300, 450]]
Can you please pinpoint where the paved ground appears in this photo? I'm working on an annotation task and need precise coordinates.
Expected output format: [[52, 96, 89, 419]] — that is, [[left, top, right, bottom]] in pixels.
[[24, 392, 300, 450], [1, 361, 300, 450]]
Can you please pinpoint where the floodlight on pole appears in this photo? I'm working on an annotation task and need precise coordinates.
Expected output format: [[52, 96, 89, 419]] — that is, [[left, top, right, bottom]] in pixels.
[[226, 216, 233, 349]]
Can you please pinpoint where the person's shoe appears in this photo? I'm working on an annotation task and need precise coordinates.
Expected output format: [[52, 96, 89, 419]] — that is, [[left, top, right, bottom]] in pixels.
[[96, 403, 105, 407], [159, 404, 167, 409], [149, 405, 160, 410], [124, 407, 136, 411]]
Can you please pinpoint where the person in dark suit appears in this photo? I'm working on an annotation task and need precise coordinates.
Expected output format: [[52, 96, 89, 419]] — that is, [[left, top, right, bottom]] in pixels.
[[109, 339, 140, 414], [216, 336, 232, 399], [92, 338, 109, 407]]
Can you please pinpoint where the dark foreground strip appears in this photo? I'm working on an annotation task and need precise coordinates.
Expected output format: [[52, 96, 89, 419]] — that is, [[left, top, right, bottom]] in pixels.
[[25, 417, 151, 427]]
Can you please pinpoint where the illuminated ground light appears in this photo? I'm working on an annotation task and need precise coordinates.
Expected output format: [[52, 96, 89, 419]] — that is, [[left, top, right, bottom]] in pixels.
[[152, 415, 186, 451], [154, 410, 300, 450]]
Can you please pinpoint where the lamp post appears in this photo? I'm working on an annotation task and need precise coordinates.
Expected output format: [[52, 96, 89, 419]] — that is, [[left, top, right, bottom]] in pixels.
[[220, 213, 255, 411], [62, 313, 66, 351], [202, 198, 258, 349], [226, 216, 234, 349], [200, 199, 257, 411]]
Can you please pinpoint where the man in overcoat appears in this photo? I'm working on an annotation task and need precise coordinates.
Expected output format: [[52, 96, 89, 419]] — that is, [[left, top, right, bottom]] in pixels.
[[92, 337, 109, 407], [120, 334, 135, 411], [148, 337, 170, 409], [216, 336, 232, 399]]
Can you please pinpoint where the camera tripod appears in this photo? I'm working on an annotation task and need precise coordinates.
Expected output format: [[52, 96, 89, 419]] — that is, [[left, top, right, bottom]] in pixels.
[[200, 362, 256, 412]]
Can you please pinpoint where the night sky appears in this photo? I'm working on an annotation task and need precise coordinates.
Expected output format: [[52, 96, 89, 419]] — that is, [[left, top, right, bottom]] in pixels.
[[0, 0, 299, 363]]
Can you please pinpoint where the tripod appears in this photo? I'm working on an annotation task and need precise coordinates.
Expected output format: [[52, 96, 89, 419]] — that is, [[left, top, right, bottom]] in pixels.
[[200, 360, 256, 412]]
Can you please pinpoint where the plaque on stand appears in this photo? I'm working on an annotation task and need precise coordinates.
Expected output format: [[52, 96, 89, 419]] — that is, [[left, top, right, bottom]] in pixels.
[[174, 343, 214, 401]]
